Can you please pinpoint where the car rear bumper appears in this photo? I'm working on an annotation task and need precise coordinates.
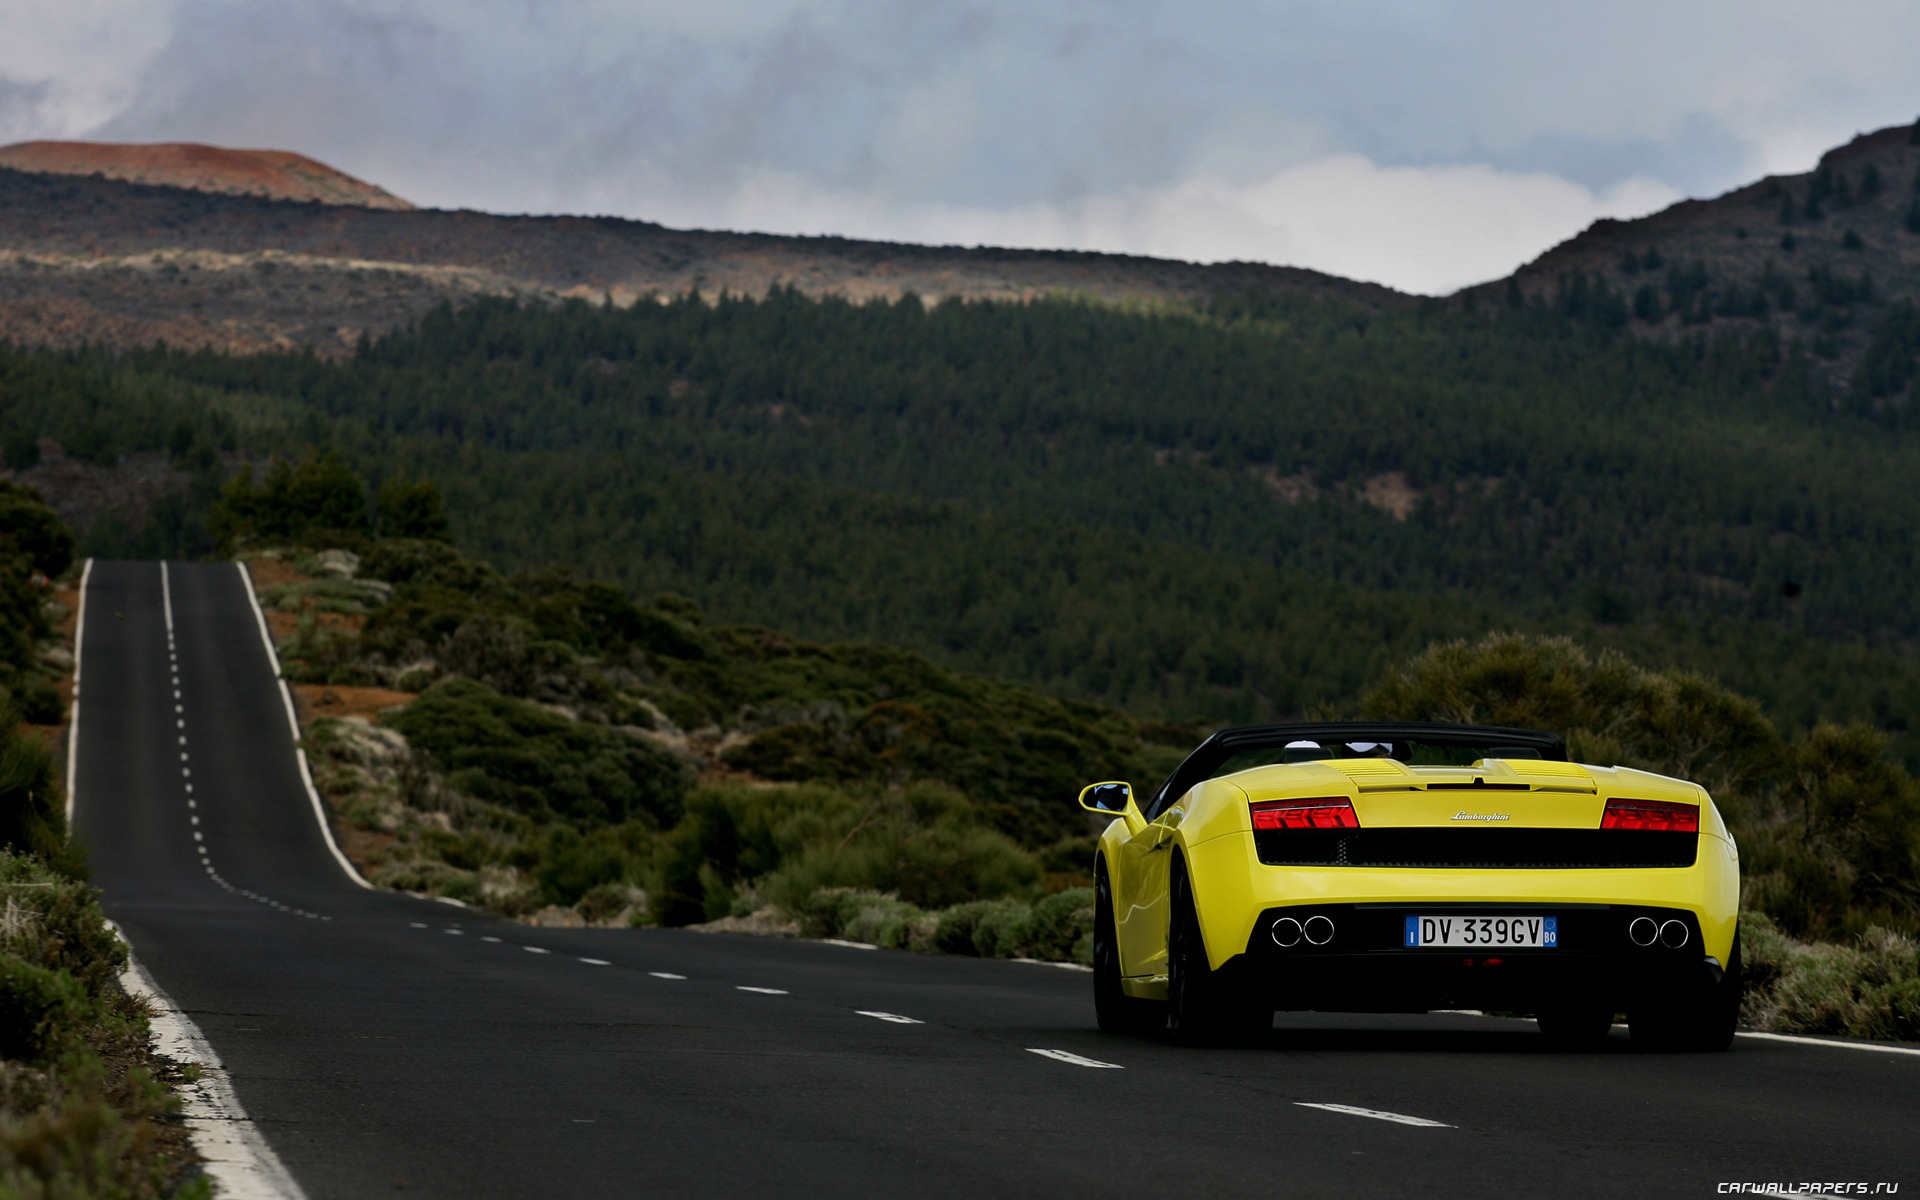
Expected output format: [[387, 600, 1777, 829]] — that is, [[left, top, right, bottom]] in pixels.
[[1182, 830, 1741, 973], [1230, 900, 1722, 1013]]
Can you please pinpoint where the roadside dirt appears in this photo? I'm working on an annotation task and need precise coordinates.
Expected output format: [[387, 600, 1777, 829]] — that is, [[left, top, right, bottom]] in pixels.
[[291, 683, 415, 728]]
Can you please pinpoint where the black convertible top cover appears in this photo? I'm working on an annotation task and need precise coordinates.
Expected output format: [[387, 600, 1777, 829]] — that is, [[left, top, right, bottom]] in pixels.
[[1146, 721, 1567, 817]]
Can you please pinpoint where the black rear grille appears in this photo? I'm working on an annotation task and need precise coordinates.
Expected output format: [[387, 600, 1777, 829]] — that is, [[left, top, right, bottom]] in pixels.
[[1254, 828, 1697, 869]]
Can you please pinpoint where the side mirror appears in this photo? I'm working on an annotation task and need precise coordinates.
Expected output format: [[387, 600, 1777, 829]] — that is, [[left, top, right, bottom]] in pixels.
[[1078, 781, 1134, 814]]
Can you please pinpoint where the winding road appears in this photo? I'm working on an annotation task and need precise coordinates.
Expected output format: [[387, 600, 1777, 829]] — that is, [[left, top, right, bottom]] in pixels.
[[72, 560, 1918, 1199]]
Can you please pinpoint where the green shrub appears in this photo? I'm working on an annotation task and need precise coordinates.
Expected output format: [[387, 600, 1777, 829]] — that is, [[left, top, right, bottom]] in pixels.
[[1742, 912, 1920, 1040], [386, 678, 690, 828], [790, 888, 903, 940], [532, 824, 646, 908], [11, 677, 62, 726], [0, 741, 83, 880], [970, 901, 1033, 958], [0, 953, 89, 1065], [370, 860, 482, 904], [1022, 888, 1095, 962], [0, 854, 122, 993], [932, 899, 1023, 956], [836, 893, 932, 950]]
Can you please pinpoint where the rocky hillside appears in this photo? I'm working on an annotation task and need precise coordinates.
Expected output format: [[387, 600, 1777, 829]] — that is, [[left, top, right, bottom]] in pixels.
[[0, 154, 1404, 355], [0, 140, 413, 209], [1467, 121, 1920, 393], [4, 125, 1918, 363]]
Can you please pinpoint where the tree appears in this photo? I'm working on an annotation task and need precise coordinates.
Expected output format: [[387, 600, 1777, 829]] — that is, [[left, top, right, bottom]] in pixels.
[[376, 479, 452, 540], [0, 482, 75, 578], [210, 451, 368, 547]]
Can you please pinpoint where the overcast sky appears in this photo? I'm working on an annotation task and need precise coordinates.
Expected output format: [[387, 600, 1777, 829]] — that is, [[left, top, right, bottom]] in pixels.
[[4, 1, 1918, 293]]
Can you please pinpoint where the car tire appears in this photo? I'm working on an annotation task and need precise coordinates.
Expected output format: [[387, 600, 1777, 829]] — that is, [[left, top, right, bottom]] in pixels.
[[1630, 930, 1743, 1053], [1535, 1004, 1615, 1049], [1093, 858, 1165, 1036], [1166, 857, 1269, 1046]]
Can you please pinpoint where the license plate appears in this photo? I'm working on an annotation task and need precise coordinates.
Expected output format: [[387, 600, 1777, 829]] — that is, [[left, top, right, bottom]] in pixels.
[[1405, 915, 1556, 948]]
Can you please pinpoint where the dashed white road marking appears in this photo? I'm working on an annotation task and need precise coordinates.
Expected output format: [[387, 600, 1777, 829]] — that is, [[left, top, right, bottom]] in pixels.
[[1294, 1103, 1453, 1128], [1738, 1032, 1920, 1058], [523, 946, 551, 955], [856, 1011, 924, 1024], [443, 929, 464, 936], [1026, 1048, 1123, 1069], [579, 958, 611, 966], [737, 986, 788, 995], [480, 936, 503, 943], [649, 972, 686, 980], [410, 922, 429, 929]]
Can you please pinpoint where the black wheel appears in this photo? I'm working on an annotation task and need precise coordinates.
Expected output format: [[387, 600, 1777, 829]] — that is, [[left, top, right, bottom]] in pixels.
[[1093, 858, 1164, 1036], [1166, 857, 1269, 1046], [1535, 1004, 1615, 1050], [1630, 930, 1743, 1053]]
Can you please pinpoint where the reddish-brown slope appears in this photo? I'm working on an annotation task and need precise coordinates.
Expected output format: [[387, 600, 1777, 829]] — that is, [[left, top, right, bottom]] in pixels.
[[0, 141, 412, 210]]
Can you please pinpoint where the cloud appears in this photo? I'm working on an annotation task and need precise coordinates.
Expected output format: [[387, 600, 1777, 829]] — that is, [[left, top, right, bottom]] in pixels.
[[0, 0, 174, 138], [2, 1, 1916, 293], [689, 155, 1679, 295]]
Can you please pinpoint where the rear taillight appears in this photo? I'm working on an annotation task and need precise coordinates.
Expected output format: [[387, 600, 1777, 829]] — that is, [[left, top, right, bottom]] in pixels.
[[1250, 797, 1359, 831], [1600, 798, 1699, 833]]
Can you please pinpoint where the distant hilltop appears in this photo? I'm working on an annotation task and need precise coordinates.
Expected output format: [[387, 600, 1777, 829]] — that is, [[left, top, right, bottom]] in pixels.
[[3, 123, 1919, 365], [0, 143, 1399, 356], [0, 140, 413, 211]]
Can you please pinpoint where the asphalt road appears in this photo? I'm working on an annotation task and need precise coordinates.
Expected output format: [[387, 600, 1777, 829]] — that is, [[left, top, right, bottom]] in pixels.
[[73, 559, 1918, 1199]]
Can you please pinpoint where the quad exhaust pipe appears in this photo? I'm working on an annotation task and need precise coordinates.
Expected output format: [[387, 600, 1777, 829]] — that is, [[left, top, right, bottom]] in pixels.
[[1628, 915, 1690, 948], [1271, 913, 1336, 947]]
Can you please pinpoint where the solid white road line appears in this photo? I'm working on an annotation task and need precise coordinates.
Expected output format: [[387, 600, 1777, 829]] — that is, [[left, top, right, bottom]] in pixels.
[[816, 938, 879, 950], [737, 986, 788, 995], [1738, 1032, 1920, 1058], [1025, 1048, 1123, 1069], [1294, 1103, 1453, 1128], [649, 972, 687, 980], [856, 1011, 924, 1024], [63, 559, 92, 822], [116, 934, 309, 1200], [235, 560, 373, 889]]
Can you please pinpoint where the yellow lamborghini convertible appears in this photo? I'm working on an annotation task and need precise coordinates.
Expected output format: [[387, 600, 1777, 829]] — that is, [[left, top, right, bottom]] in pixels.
[[1080, 722, 1742, 1050]]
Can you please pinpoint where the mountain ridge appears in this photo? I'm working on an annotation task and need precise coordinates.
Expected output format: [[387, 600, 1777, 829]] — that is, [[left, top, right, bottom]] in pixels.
[[0, 158, 1405, 355], [2, 123, 1918, 358]]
